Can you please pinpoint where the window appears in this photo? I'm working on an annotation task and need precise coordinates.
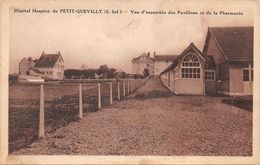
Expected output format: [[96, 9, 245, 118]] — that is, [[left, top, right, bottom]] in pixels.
[[205, 70, 215, 80], [243, 63, 253, 81], [50, 71, 52, 75], [182, 53, 200, 67], [181, 53, 201, 79]]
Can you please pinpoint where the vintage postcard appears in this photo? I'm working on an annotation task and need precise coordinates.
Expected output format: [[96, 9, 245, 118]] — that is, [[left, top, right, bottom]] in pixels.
[[1, 0, 260, 164]]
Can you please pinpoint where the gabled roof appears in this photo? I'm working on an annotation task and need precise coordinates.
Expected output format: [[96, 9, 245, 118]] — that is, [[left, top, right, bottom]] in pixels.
[[35, 52, 63, 68], [132, 53, 145, 62], [154, 55, 178, 61], [204, 27, 253, 62], [19, 57, 36, 65], [132, 53, 153, 62], [161, 43, 212, 74]]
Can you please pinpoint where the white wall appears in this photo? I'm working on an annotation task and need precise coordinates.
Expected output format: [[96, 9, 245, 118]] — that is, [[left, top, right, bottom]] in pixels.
[[132, 62, 146, 75], [155, 61, 172, 75]]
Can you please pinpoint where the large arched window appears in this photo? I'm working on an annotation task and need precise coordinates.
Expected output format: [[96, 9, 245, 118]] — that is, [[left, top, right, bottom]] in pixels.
[[181, 53, 201, 78]]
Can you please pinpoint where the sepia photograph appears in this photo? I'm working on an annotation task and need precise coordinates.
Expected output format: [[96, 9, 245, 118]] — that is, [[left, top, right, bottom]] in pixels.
[[1, 0, 260, 164]]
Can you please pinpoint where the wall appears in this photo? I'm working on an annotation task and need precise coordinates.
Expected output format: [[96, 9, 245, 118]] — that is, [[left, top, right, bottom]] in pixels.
[[229, 64, 244, 95], [161, 66, 205, 95], [175, 79, 204, 95], [132, 62, 146, 75], [205, 81, 216, 95], [19, 59, 34, 75], [131, 54, 154, 75], [154, 61, 172, 75], [35, 67, 54, 79], [53, 56, 65, 80], [204, 35, 231, 95], [213, 62, 231, 95], [204, 34, 226, 65], [147, 64, 155, 75]]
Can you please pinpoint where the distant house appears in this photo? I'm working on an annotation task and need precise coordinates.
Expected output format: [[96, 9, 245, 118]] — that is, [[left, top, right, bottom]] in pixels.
[[202, 27, 253, 95], [34, 51, 65, 80], [160, 26, 253, 96], [154, 53, 178, 75], [19, 57, 36, 75], [131, 52, 154, 75]]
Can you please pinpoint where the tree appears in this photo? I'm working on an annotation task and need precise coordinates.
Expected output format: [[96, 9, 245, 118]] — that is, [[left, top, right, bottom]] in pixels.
[[97, 65, 109, 78], [64, 69, 81, 79], [81, 69, 97, 79], [107, 68, 117, 78], [143, 68, 150, 77], [97, 65, 118, 79]]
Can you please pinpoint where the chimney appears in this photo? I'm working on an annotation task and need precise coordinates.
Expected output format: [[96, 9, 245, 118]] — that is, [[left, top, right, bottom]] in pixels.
[[147, 52, 150, 57], [154, 51, 156, 57], [42, 51, 45, 55], [58, 51, 61, 55]]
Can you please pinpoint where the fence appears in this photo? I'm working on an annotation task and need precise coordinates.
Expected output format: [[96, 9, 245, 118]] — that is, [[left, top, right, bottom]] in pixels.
[[9, 79, 148, 148]]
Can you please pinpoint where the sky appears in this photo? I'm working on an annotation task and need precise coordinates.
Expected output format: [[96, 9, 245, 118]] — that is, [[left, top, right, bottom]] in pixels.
[[9, 0, 253, 74]]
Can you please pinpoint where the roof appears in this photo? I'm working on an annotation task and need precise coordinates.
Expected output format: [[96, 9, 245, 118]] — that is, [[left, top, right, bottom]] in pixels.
[[161, 43, 213, 74], [19, 57, 36, 64], [132, 53, 145, 61], [207, 27, 253, 62], [29, 68, 42, 74], [154, 55, 178, 61], [132, 53, 153, 62], [35, 52, 63, 68]]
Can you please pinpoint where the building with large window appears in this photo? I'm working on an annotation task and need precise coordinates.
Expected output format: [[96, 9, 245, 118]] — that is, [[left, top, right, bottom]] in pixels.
[[160, 26, 253, 96], [160, 43, 215, 95]]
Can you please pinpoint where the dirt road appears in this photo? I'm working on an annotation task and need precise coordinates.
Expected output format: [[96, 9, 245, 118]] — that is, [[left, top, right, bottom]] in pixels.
[[13, 77, 252, 156]]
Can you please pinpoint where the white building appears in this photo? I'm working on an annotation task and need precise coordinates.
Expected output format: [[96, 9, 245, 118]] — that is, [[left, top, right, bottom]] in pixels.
[[131, 52, 154, 75], [34, 51, 65, 80], [19, 57, 36, 75], [154, 53, 178, 75]]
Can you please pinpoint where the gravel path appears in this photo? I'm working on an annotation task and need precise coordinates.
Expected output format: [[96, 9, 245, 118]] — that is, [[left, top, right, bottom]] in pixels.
[[13, 78, 252, 156]]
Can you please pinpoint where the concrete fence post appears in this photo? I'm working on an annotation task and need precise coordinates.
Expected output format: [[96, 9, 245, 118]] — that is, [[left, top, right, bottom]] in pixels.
[[117, 81, 120, 101], [79, 83, 83, 119], [110, 82, 113, 105], [132, 79, 134, 92], [123, 80, 126, 97], [127, 80, 130, 95], [39, 84, 45, 138], [130, 80, 132, 93], [98, 82, 101, 110], [133, 79, 135, 91]]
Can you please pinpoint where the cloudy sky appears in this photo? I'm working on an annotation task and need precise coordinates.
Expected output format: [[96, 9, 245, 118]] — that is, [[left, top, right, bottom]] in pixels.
[[9, 0, 253, 73]]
